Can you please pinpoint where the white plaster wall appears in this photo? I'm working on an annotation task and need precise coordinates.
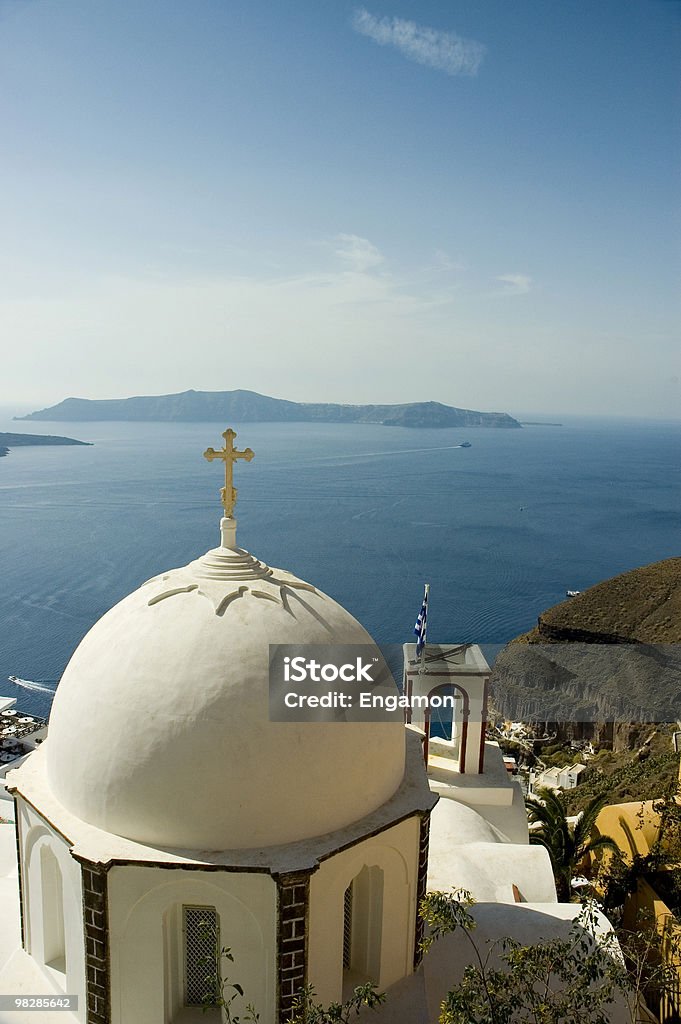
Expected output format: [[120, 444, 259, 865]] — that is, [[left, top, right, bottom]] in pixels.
[[107, 865, 277, 1024], [308, 818, 420, 1006], [428, 842, 557, 903], [18, 800, 86, 1022], [463, 687, 486, 775]]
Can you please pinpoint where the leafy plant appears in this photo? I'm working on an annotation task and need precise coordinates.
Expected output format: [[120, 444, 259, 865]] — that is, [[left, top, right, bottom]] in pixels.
[[198, 919, 259, 1023], [526, 788, 619, 900], [616, 910, 681, 1023], [564, 749, 680, 816], [287, 982, 385, 1023], [420, 889, 626, 1024]]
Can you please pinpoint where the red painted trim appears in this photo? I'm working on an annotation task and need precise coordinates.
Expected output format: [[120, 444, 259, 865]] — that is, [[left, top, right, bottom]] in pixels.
[[459, 719, 468, 775], [478, 677, 489, 774]]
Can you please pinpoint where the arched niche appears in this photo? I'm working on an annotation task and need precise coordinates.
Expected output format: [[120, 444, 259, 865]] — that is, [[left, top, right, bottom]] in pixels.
[[308, 826, 416, 1005], [22, 822, 83, 998], [40, 845, 66, 974], [342, 865, 383, 999], [111, 873, 271, 1024]]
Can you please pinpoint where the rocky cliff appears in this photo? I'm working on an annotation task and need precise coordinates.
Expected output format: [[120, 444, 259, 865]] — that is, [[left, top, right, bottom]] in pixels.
[[490, 558, 681, 750]]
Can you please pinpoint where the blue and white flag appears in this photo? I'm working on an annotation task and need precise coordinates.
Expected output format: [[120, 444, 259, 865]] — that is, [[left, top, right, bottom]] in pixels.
[[414, 585, 429, 657]]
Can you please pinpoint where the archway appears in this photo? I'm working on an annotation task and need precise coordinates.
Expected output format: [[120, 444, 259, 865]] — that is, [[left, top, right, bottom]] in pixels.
[[423, 682, 470, 772], [341, 865, 383, 999], [40, 845, 66, 976]]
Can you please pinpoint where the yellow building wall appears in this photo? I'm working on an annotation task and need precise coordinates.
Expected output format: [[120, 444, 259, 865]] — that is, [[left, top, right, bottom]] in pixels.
[[623, 878, 681, 1024], [594, 800, 660, 863]]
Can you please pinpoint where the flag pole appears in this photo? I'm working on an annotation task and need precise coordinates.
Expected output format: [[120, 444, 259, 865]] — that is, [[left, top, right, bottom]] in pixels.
[[418, 583, 430, 675]]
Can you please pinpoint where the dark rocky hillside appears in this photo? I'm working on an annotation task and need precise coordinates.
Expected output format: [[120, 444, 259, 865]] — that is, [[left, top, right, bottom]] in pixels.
[[522, 558, 681, 645], [490, 559, 681, 750]]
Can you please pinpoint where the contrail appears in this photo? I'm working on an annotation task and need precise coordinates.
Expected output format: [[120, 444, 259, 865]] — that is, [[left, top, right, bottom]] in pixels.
[[8, 676, 56, 696]]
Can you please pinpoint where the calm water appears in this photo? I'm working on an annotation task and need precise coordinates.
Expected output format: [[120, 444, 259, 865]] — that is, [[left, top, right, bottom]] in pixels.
[[1, 415, 679, 718]]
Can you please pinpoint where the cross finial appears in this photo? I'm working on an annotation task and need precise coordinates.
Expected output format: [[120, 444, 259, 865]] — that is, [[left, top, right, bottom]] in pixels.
[[203, 428, 255, 518]]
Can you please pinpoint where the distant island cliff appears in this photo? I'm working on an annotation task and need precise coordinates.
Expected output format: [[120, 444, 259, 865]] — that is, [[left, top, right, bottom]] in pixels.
[[16, 389, 522, 429], [0, 432, 92, 458]]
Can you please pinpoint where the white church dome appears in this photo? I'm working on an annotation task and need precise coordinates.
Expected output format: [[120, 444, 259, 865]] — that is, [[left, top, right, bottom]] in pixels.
[[45, 516, 406, 851]]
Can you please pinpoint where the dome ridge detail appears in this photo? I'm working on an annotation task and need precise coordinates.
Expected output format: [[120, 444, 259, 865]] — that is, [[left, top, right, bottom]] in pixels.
[[142, 549, 318, 616]]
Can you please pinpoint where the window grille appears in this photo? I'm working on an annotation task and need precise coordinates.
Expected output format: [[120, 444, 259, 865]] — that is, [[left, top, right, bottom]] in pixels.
[[343, 884, 353, 969], [183, 905, 219, 1007]]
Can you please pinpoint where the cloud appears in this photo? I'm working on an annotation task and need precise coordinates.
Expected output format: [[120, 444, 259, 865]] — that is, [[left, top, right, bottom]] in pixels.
[[334, 233, 384, 272], [430, 249, 466, 273], [351, 8, 486, 77], [496, 273, 532, 295]]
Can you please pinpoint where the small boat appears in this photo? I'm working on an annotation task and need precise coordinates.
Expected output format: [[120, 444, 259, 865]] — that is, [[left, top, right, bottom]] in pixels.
[[8, 676, 56, 695], [566, 590, 581, 598], [459, 441, 472, 448]]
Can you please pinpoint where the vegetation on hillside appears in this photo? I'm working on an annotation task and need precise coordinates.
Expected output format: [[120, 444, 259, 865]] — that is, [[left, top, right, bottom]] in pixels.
[[564, 745, 680, 816]]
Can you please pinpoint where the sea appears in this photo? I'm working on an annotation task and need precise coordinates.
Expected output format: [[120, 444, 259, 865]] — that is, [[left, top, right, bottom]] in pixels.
[[1, 412, 679, 720]]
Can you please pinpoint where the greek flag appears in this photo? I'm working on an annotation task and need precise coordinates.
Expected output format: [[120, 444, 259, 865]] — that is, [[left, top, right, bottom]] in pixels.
[[414, 585, 429, 657]]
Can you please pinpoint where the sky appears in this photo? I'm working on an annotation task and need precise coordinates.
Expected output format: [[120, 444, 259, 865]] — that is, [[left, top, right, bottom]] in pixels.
[[0, 0, 679, 418]]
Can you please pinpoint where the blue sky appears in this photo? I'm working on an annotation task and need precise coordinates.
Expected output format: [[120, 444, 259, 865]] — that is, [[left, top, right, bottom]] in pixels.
[[1, 0, 679, 417]]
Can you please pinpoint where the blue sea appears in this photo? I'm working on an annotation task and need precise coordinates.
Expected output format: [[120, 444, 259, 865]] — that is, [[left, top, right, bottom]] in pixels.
[[1, 413, 679, 719]]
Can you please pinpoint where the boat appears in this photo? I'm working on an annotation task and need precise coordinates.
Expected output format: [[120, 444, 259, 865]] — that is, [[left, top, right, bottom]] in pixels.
[[8, 675, 56, 695], [459, 441, 472, 448], [566, 590, 581, 598]]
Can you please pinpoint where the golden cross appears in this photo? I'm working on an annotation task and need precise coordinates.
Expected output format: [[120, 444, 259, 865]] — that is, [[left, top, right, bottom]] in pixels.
[[203, 428, 255, 518]]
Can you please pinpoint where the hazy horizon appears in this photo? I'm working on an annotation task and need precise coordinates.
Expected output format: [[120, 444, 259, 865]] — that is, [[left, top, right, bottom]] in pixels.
[[1, 1, 678, 418]]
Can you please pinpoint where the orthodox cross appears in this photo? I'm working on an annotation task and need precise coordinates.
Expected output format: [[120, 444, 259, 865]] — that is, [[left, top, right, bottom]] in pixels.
[[203, 428, 255, 518]]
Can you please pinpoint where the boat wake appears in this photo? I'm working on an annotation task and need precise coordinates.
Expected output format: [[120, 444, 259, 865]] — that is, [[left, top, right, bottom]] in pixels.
[[8, 676, 56, 696]]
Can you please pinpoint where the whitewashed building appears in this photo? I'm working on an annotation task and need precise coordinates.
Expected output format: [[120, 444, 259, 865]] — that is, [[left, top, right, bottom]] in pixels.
[[2, 513, 435, 1024], [529, 762, 588, 794]]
